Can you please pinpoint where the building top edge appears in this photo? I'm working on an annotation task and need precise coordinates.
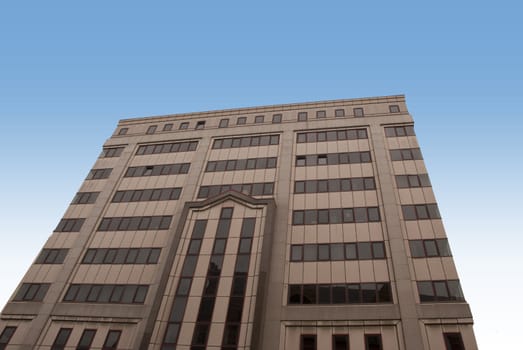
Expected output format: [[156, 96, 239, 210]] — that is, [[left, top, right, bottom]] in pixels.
[[117, 94, 406, 125]]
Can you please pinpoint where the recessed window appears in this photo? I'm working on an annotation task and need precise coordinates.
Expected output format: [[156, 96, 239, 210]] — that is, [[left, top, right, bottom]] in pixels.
[[301, 335, 316, 350], [77, 329, 96, 350], [316, 110, 326, 118], [146, 125, 157, 134], [335, 109, 345, 117], [365, 334, 382, 350], [102, 330, 121, 350], [333, 335, 349, 350], [195, 121, 205, 129], [298, 112, 308, 121], [389, 104, 400, 113], [353, 107, 364, 117], [179, 122, 189, 129], [0, 326, 17, 348], [255, 115, 264, 123], [118, 127, 128, 135], [237, 116, 246, 125], [51, 328, 72, 350], [417, 280, 465, 302], [163, 123, 173, 131], [219, 119, 229, 128], [444, 333, 465, 350], [272, 114, 282, 123]]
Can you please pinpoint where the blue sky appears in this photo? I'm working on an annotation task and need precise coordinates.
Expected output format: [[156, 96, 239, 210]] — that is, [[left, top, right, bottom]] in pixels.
[[1, 1, 522, 348]]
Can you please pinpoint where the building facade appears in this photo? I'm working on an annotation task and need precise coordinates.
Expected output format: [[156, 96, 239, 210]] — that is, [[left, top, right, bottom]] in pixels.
[[0, 95, 477, 350]]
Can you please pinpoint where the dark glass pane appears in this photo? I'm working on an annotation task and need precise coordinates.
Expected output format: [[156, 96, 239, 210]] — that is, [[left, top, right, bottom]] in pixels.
[[358, 243, 372, 259], [293, 211, 304, 225], [291, 245, 303, 261], [289, 285, 301, 304], [226, 296, 244, 322], [318, 209, 329, 224], [188, 240, 202, 255], [87, 285, 102, 302], [354, 207, 367, 222], [208, 255, 224, 276], [177, 278, 192, 296], [396, 175, 409, 188], [121, 285, 138, 303], [169, 297, 187, 322], [424, 240, 438, 257], [417, 282, 435, 302], [213, 239, 226, 254], [333, 335, 348, 350], [436, 239, 452, 256], [331, 244, 344, 261], [444, 333, 465, 350], [192, 220, 207, 239], [103, 330, 121, 349], [77, 329, 96, 349], [302, 285, 316, 304], [318, 285, 331, 304], [76, 285, 90, 302], [197, 296, 215, 322], [345, 244, 357, 259], [419, 174, 432, 187], [303, 245, 317, 261], [234, 255, 250, 274], [232, 276, 247, 296], [447, 280, 464, 301], [317, 180, 328, 192], [361, 283, 377, 303], [164, 323, 180, 344], [434, 281, 449, 300], [223, 325, 240, 346], [332, 285, 346, 304], [415, 205, 429, 219], [318, 244, 329, 260], [239, 238, 252, 253], [377, 283, 391, 302], [427, 204, 441, 219], [402, 206, 417, 220], [305, 180, 317, 193], [304, 210, 317, 225], [52, 328, 72, 348], [98, 285, 114, 303], [372, 242, 385, 258], [134, 286, 148, 303], [343, 208, 354, 223], [295, 181, 305, 193], [302, 335, 316, 350], [329, 208, 342, 224], [347, 284, 361, 303], [368, 207, 380, 222], [365, 334, 382, 350], [181, 256, 198, 276]]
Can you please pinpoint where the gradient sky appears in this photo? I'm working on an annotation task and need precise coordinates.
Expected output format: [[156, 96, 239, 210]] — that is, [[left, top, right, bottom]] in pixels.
[[1, 1, 522, 348]]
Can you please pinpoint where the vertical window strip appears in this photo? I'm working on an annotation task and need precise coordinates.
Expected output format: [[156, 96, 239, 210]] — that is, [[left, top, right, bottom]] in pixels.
[[161, 219, 208, 348], [191, 208, 234, 349], [221, 217, 255, 349]]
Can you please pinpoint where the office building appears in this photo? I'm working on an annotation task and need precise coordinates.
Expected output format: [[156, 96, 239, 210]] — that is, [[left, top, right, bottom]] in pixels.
[[0, 95, 477, 349]]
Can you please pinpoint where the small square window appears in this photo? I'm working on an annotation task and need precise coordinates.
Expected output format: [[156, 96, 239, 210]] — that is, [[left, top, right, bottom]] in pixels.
[[255, 115, 264, 123], [146, 125, 157, 134], [316, 110, 326, 118], [389, 105, 400, 113], [195, 121, 205, 130], [335, 109, 345, 117], [163, 123, 173, 131], [272, 114, 282, 123], [353, 108, 364, 117], [179, 122, 189, 130], [298, 112, 308, 121], [444, 333, 465, 350], [237, 117, 246, 125], [118, 128, 128, 135], [219, 119, 229, 128]]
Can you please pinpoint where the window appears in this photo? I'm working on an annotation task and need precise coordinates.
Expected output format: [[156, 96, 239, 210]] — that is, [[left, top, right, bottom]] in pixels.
[[402, 204, 441, 220], [117, 127, 128, 135], [316, 110, 326, 118], [385, 125, 415, 137], [255, 115, 264, 123], [353, 107, 364, 117], [365, 334, 382, 350], [76, 329, 96, 350], [206, 157, 277, 172], [86, 168, 112, 180], [333, 335, 349, 350], [112, 187, 181, 202], [0, 326, 16, 349], [444, 333, 465, 350], [390, 148, 423, 161], [409, 239, 451, 258], [197, 182, 274, 199], [272, 114, 282, 123], [212, 135, 279, 149], [297, 128, 368, 143], [335, 109, 345, 117], [417, 280, 465, 302], [389, 104, 400, 113], [295, 151, 371, 166], [102, 330, 121, 350], [124, 163, 190, 177], [292, 207, 379, 225], [298, 112, 308, 121], [219, 119, 229, 128], [294, 177, 375, 193], [64, 284, 148, 304], [179, 122, 189, 129], [237, 116, 246, 125], [301, 335, 316, 350], [51, 328, 72, 350], [100, 147, 124, 158], [54, 218, 85, 232], [291, 242, 385, 261], [162, 123, 173, 131], [396, 174, 431, 188], [146, 125, 157, 134], [195, 121, 205, 129], [98, 216, 172, 231], [289, 283, 391, 304], [35, 249, 68, 264], [72, 192, 99, 204], [82, 248, 160, 264], [136, 141, 198, 155]]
